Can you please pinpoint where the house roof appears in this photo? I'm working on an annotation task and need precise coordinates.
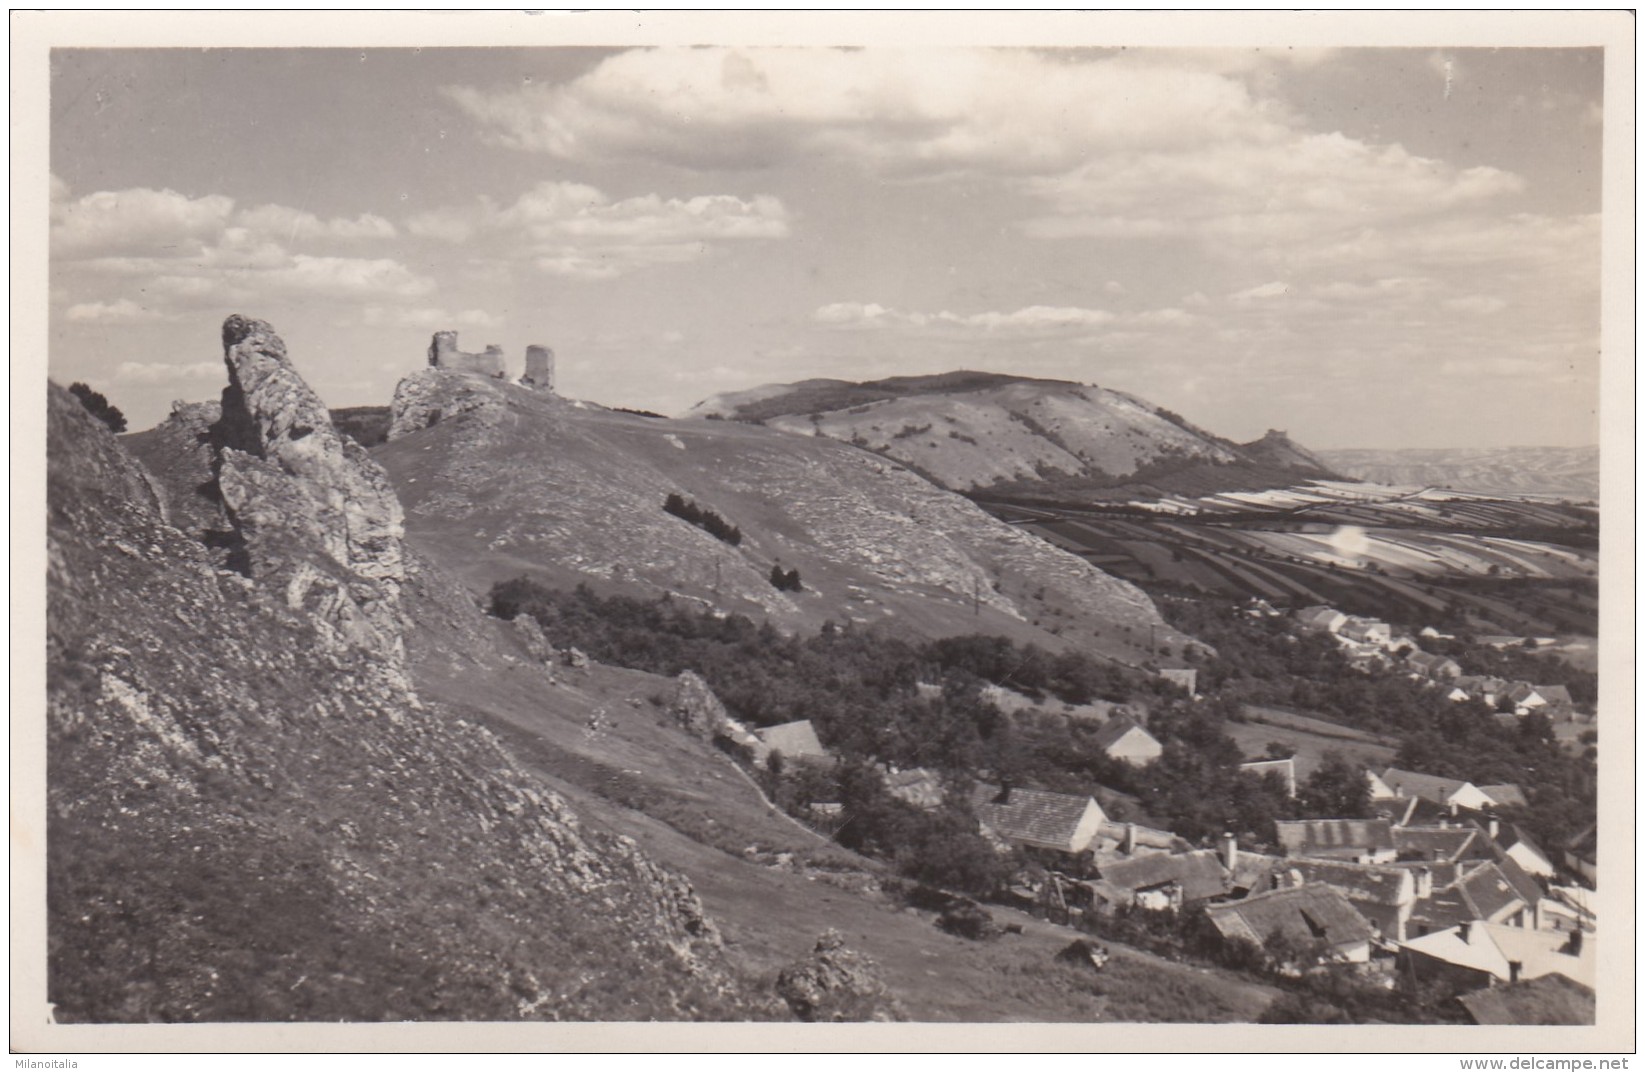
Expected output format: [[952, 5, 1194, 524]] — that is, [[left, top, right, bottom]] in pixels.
[[1296, 606, 1345, 628], [1484, 923, 1597, 989], [1095, 850, 1229, 902], [1457, 863, 1527, 921], [1491, 854, 1544, 908], [1505, 682, 1540, 704], [1478, 783, 1528, 808], [1205, 883, 1375, 950], [1287, 860, 1412, 906], [1393, 825, 1480, 862], [1229, 852, 1284, 894], [1564, 822, 1596, 859], [1275, 818, 1394, 856], [883, 767, 944, 809], [1492, 823, 1554, 867], [1401, 923, 1512, 978], [1378, 767, 1476, 805], [1094, 820, 1188, 853], [757, 719, 830, 761], [1091, 716, 1160, 754], [1534, 684, 1574, 707], [1459, 975, 1596, 1026], [1455, 675, 1508, 693], [974, 787, 1101, 850]]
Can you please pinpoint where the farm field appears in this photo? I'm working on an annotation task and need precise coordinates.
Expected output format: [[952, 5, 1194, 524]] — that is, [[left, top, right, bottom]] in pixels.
[[978, 494, 1598, 640]]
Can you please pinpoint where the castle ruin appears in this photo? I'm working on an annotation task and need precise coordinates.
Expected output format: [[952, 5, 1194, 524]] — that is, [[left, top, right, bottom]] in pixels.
[[426, 331, 555, 392], [522, 345, 556, 392], [428, 331, 505, 378]]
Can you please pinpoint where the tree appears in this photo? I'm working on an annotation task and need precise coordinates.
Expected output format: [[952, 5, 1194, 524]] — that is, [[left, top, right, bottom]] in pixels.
[[1298, 751, 1371, 818], [68, 382, 127, 433]]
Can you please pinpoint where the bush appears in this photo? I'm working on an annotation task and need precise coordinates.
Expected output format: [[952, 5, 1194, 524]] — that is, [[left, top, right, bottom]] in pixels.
[[69, 382, 127, 434], [770, 565, 803, 592]]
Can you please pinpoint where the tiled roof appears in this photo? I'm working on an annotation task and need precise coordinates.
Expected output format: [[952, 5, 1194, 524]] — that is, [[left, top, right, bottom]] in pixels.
[[757, 719, 830, 761], [1392, 825, 1480, 862], [1459, 975, 1595, 1026], [1457, 863, 1527, 921], [1096, 850, 1229, 902], [1484, 923, 1596, 989], [1287, 860, 1412, 906], [1205, 883, 1375, 949], [1534, 685, 1574, 707], [1275, 818, 1394, 856], [975, 787, 1099, 850], [1494, 823, 1553, 866], [1379, 767, 1475, 805], [1478, 783, 1528, 808], [1492, 854, 1544, 907], [1091, 716, 1159, 753]]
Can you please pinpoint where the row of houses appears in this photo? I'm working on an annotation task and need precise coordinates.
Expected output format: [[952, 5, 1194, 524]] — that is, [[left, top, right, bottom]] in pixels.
[[1292, 604, 1581, 719]]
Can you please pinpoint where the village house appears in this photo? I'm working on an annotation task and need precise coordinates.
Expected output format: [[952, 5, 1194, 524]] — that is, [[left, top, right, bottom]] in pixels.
[[1419, 626, 1457, 642], [1089, 849, 1229, 912], [1090, 820, 1191, 859], [880, 766, 944, 810], [1275, 818, 1396, 864], [1398, 920, 1593, 995], [1376, 767, 1495, 813], [1447, 675, 1509, 706], [974, 786, 1107, 856], [1406, 859, 1542, 937], [1457, 974, 1595, 1026], [1205, 883, 1376, 966], [1294, 606, 1348, 634], [1283, 859, 1419, 942], [1561, 824, 1596, 887], [1505, 682, 1576, 717], [1488, 821, 1557, 878], [1155, 667, 1198, 696], [756, 719, 832, 767], [1406, 650, 1463, 681], [1340, 617, 1393, 646], [1239, 757, 1298, 797], [1477, 783, 1527, 809], [1091, 716, 1163, 766], [1392, 824, 1483, 864]]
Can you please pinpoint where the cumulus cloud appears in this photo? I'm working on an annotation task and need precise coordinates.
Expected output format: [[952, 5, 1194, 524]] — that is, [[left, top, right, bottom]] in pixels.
[[65, 298, 165, 323], [443, 48, 1291, 175], [51, 181, 434, 315], [110, 360, 224, 385], [409, 181, 790, 279]]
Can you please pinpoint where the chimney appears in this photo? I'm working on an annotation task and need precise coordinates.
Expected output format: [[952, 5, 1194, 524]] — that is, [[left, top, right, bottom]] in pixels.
[[1530, 898, 1542, 932], [1448, 799, 1459, 818], [1220, 831, 1238, 871], [1123, 822, 1137, 855], [1415, 866, 1433, 900], [1565, 928, 1584, 956], [1458, 921, 1472, 944], [1508, 960, 1522, 985], [1487, 816, 1500, 839]]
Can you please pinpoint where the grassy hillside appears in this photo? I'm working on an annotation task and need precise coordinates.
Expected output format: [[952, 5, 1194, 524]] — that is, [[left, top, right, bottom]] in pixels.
[[375, 369, 1191, 666]]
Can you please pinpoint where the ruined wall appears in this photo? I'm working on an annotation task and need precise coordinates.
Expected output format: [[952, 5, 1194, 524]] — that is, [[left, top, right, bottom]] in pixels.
[[522, 345, 556, 392], [428, 331, 506, 378]]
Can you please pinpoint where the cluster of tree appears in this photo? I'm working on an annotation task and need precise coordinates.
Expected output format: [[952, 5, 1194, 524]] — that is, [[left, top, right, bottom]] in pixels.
[[769, 566, 804, 592], [661, 493, 742, 546], [1156, 593, 1595, 854], [69, 382, 127, 434]]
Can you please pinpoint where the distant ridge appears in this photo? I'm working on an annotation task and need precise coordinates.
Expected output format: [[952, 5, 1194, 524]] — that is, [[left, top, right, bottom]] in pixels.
[[689, 371, 1338, 499], [1319, 445, 1598, 502]]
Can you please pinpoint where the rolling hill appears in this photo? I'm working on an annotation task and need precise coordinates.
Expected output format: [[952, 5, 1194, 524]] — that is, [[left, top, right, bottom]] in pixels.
[[1318, 446, 1599, 502], [687, 371, 1335, 498]]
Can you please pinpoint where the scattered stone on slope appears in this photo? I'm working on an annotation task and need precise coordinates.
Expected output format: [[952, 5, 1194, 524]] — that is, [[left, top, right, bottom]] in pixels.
[[46, 376, 753, 1021], [774, 930, 905, 1022]]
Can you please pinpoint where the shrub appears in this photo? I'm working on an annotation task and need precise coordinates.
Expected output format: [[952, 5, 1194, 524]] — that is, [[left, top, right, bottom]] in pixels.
[[69, 382, 127, 434]]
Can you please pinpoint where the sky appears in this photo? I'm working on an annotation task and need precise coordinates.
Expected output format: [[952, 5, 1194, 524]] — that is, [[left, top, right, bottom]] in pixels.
[[47, 44, 1605, 448]]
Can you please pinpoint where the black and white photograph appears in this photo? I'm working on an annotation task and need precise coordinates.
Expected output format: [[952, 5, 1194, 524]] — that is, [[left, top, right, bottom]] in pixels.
[[12, 9, 1634, 1054]]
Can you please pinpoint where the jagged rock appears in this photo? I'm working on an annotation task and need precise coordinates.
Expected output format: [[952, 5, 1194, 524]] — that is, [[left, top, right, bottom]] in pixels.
[[774, 930, 905, 1022], [512, 613, 555, 664], [45, 374, 754, 1023], [563, 646, 589, 669], [667, 670, 727, 737], [386, 367, 509, 442], [428, 330, 505, 378], [521, 345, 555, 392], [211, 316, 407, 667]]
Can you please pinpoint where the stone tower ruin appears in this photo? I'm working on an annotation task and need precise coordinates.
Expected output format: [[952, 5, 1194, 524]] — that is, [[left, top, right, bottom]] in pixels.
[[521, 345, 556, 392], [428, 331, 506, 378]]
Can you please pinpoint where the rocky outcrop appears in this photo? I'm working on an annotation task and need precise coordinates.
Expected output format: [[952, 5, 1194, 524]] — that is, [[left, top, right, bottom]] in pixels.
[[521, 345, 555, 392], [210, 316, 407, 666], [386, 367, 510, 442], [1239, 429, 1333, 475], [774, 930, 905, 1022], [666, 670, 766, 759], [46, 373, 754, 1022], [512, 612, 555, 665], [429, 330, 505, 378]]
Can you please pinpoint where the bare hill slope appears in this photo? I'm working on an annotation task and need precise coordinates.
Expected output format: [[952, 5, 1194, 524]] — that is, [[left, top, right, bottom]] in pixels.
[[1319, 446, 1599, 502], [377, 368, 1192, 664], [688, 372, 1333, 496]]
